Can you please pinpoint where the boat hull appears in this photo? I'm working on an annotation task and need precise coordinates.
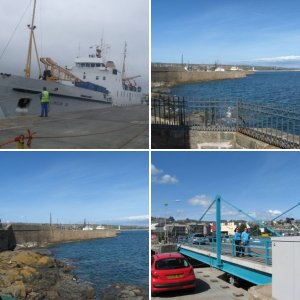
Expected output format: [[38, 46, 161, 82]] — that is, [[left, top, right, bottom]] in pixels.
[[0, 74, 111, 118]]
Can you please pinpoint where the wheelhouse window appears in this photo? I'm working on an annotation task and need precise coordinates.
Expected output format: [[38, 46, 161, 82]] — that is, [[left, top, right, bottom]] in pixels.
[[103, 76, 106, 80], [96, 76, 99, 80]]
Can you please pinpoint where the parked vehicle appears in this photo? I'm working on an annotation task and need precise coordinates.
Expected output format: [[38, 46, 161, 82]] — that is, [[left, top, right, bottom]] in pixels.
[[151, 252, 196, 296], [191, 233, 209, 245], [177, 235, 188, 243]]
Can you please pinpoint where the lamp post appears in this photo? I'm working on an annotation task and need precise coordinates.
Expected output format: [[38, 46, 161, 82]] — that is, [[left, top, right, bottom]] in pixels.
[[164, 203, 168, 243]]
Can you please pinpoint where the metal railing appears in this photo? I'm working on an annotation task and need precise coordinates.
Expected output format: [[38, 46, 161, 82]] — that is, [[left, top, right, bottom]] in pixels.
[[237, 101, 300, 148], [179, 237, 272, 266], [187, 98, 237, 131], [152, 95, 300, 148], [151, 95, 187, 126]]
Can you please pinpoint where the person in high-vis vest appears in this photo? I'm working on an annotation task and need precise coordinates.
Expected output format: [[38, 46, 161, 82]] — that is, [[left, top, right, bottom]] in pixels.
[[40, 86, 50, 117]]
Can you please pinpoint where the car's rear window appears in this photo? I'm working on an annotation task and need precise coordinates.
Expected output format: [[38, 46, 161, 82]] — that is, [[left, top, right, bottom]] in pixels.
[[155, 258, 189, 270], [193, 234, 204, 238]]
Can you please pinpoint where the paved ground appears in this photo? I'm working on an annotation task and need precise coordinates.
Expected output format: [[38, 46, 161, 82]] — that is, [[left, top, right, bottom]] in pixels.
[[0, 105, 149, 149], [152, 267, 248, 300]]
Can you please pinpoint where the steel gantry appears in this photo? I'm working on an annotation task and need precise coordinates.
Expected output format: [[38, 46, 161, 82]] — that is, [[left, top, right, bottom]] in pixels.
[[178, 195, 300, 284]]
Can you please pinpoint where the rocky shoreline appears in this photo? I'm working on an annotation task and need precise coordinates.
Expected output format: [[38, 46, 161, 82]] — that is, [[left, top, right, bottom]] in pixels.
[[101, 284, 148, 300], [0, 249, 94, 300], [0, 249, 147, 300]]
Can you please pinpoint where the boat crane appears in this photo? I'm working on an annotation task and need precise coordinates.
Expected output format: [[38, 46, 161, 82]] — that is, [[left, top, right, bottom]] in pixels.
[[40, 57, 81, 82], [123, 75, 141, 82]]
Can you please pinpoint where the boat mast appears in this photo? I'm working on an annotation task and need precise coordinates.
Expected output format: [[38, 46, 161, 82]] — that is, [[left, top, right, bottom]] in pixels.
[[121, 41, 127, 80], [24, 0, 41, 78]]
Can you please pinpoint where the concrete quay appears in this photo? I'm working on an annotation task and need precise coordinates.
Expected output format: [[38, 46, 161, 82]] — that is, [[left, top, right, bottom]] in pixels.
[[152, 267, 248, 300], [152, 244, 273, 300], [0, 105, 148, 149], [152, 127, 279, 149]]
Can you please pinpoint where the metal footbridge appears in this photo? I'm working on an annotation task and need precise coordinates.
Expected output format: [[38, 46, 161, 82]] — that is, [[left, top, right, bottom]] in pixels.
[[177, 195, 300, 285]]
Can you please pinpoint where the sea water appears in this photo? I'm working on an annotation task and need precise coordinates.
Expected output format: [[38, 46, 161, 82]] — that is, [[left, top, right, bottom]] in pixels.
[[171, 71, 300, 109], [49, 230, 148, 298]]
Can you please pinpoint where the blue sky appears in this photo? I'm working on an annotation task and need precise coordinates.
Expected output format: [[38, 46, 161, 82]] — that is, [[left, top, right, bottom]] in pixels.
[[152, 151, 300, 221], [0, 152, 149, 226], [152, 0, 300, 67]]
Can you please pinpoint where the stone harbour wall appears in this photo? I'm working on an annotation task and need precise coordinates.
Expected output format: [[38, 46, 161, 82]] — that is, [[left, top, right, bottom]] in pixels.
[[0, 225, 117, 250], [152, 66, 253, 86], [14, 228, 117, 245]]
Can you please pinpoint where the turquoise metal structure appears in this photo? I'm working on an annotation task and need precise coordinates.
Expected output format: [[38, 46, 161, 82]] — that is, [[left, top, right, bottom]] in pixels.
[[179, 196, 300, 285], [216, 195, 222, 267], [221, 197, 282, 237], [270, 202, 300, 222], [178, 194, 276, 285]]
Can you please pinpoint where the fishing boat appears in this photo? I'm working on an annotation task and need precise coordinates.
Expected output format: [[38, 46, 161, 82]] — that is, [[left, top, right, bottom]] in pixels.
[[0, 0, 143, 118]]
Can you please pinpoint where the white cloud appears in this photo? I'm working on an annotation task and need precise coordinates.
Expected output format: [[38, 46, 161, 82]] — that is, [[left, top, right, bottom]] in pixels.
[[188, 195, 212, 207], [152, 164, 178, 184], [268, 209, 282, 216], [151, 164, 162, 175], [249, 212, 257, 218], [123, 215, 149, 221], [255, 55, 300, 63], [159, 174, 178, 184]]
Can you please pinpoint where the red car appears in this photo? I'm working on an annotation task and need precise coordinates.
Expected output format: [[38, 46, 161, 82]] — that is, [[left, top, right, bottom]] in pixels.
[[151, 252, 196, 295]]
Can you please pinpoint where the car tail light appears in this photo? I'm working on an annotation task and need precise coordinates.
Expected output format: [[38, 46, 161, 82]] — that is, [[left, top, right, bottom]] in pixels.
[[188, 268, 195, 276], [151, 271, 159, 279]]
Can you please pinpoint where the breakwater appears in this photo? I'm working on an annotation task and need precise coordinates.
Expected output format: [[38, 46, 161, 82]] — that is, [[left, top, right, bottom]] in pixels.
[[0, 224, 117, 250], [14, 228, 117, 245], [152, 65, 253, 87]]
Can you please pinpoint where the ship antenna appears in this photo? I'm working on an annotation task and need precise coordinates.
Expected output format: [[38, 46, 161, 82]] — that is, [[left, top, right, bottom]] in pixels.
[[122, 41, 127, 80], [24, 0, 42, 78]]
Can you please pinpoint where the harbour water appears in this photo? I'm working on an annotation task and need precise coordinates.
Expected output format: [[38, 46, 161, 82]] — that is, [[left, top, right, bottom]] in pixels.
[[49, 230, 148, 299], [171, 71, 300, 109]]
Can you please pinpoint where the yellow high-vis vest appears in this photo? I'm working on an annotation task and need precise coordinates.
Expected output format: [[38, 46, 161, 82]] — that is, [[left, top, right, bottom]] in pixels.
[[41, 91, 49, 103]]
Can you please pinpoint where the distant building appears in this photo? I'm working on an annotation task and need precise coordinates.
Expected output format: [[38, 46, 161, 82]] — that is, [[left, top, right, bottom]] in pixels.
[[221, 221, 239, 235], [215, 67, 225, 72], [96, 225, 105, 230], [187, 223, 211, 235], [230, 66, 242, 71], [165, 224, 187, 237], [82, 226, 93, 231], [151, 223, 159, 230]]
